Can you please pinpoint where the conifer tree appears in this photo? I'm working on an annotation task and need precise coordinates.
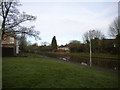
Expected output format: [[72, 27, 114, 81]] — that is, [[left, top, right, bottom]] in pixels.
[[51, 36, 57, 52]]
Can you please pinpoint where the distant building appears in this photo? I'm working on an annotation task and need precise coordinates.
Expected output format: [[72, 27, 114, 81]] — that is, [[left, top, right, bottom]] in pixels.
[[57, 45, 69, 52], [1, 32, 19, 57]]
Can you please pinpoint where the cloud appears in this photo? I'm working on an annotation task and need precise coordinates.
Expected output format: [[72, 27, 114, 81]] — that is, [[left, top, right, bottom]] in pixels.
[[20, 2, 117, 45]]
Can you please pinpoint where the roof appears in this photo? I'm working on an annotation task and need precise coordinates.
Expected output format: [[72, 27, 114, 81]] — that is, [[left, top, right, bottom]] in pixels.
[[3, 31, 16, 39]]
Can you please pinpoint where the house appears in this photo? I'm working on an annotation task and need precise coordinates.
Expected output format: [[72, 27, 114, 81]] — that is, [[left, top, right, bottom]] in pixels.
[[57, 45, 69, 52], [1, 32, 19, 57]]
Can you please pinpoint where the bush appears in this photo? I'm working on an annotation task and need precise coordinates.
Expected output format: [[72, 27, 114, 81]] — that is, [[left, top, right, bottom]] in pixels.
[[38, 46, 52, 52], [68, 40, 84, 53]]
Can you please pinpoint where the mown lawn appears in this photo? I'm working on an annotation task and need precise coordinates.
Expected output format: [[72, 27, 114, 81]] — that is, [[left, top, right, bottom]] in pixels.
[[2, 54, 119, 88]]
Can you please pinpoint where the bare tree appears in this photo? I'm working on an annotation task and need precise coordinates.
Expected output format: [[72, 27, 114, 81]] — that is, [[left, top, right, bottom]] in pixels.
[[83, 30, 104, 43], [0, 0, 40, 40], [109, 16, 120, 38]]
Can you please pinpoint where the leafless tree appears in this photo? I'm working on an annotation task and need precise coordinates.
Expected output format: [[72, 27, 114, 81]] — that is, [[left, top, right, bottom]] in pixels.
[[83, 30, 104, 43], [109, 16, 120, 38], [0, 0, 40, 40]]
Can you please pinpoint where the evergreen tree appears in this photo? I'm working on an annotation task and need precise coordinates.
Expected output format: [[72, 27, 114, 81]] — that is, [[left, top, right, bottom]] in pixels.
[[51, 36, 57, 52]]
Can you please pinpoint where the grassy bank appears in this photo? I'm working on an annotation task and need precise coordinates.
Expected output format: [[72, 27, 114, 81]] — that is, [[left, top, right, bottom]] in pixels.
[[3, 54, 119, 88], [48, 52, 118, 59]]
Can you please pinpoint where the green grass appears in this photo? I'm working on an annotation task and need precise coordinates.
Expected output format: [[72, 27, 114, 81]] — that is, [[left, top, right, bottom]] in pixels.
[[3, 54, 119, 88]]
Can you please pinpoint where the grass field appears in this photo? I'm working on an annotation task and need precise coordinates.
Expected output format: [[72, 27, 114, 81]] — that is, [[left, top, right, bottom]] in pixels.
[[2, 54, 119, 88]]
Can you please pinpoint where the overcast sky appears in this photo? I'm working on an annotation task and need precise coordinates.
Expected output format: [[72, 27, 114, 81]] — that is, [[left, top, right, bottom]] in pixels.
[[19, 0, 118, 45]]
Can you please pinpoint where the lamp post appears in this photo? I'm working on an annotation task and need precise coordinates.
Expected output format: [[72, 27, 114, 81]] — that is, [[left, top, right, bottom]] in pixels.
[[89, 30, 92, 67]]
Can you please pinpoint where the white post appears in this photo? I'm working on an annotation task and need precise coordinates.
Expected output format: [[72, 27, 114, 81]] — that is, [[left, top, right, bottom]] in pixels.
[[16, 40, 19, 54], [89, 30, 92, 67]]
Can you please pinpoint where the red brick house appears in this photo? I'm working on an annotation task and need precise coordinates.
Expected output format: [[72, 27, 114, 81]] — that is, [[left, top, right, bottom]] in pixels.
[[1, 32, 19, 57]]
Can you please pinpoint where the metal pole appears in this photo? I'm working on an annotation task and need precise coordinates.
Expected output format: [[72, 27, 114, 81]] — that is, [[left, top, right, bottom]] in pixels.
[[89, 30, 92, 67]]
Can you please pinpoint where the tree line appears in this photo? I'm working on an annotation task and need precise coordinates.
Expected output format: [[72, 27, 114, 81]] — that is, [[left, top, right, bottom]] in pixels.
[[26, 17, 120, 55], [68, 22, 120, 54]]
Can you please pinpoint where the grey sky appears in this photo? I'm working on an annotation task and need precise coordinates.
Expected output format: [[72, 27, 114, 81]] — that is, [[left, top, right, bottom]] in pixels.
[[19, 0, 118, 45]]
